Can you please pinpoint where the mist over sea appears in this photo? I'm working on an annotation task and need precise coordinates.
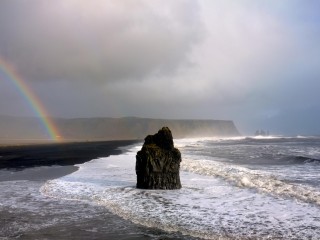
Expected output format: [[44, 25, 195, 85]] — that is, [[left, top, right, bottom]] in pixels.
[[2, 136, 320, 239]]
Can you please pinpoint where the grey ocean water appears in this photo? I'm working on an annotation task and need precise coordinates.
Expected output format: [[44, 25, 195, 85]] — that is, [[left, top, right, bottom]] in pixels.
[[2, 136, 320, 239], [0, 166, 193, 240]]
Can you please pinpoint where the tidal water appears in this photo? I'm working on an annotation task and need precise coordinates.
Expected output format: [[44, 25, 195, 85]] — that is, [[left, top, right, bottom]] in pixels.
[[2, 136, 320, 239]]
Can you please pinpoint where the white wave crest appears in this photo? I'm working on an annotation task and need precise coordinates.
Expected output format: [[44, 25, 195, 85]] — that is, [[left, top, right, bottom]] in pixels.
[[181, 159, 320, 205]]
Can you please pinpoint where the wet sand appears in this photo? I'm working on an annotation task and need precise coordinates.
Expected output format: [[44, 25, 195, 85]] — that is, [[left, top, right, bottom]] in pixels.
[[0, 140, 139, 169], [0, 165, 78, 182]]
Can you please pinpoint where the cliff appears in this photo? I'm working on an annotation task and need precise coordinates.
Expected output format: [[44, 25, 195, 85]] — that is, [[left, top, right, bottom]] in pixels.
[[0, 115, 240, 142]]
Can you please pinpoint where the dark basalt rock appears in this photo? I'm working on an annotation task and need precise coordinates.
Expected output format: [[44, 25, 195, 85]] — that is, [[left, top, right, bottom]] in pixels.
[[136, 127, 182, 189]]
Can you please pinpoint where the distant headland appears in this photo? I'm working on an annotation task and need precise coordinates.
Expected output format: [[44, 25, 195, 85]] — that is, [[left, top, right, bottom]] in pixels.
[[0, 115, 240, 143]]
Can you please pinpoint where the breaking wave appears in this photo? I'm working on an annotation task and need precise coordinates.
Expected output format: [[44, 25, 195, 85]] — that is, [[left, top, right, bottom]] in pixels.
[[181, 159, 320, 205]]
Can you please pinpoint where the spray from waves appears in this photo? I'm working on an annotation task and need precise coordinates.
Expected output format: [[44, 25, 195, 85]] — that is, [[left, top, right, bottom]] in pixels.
[[174, 137, 247, 146], [249, 135, 283, 140], [181, 159, 320, 205]]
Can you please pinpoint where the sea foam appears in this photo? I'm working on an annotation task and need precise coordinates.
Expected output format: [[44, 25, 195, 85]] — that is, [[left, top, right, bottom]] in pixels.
[[41, 141, 320, 239], [181, 158, 320, 205]]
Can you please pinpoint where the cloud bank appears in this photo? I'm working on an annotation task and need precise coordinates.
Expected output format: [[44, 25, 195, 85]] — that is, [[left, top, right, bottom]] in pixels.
[[1, 0, 320, 134]]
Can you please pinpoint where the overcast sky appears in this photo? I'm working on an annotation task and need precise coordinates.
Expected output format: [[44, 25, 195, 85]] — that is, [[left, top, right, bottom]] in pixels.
[[1, 0, 320, 135]]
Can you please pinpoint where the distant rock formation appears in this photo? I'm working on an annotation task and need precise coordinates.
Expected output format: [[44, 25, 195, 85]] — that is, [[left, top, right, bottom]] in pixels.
[[255, 129, 270, 136], [135, 127, 182, 189]]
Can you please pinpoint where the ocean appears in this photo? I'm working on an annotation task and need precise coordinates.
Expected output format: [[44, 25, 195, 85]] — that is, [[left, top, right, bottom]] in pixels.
[[1, 136, 320, 239]]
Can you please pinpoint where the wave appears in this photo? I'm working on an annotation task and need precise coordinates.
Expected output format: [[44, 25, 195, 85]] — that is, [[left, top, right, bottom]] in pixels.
[[181, 159, 320, 205], [297, 135, 308, 139], [174, 136, 247, 147], [41, 179, 235, 240], [284, 155, 320, 165], [296, 135, 320, 139], [175, 135, 320, 146], [244, 135, 320, 141], [249, 135, 284, 140]]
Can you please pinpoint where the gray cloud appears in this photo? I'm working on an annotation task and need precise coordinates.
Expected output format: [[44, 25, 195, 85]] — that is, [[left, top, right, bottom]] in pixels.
[[1, 0, 320, 135], [0, 0, 203, 82]]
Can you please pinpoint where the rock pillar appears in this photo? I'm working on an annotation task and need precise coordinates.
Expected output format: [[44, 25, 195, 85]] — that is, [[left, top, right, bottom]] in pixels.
[[136, 127, 182, 189]]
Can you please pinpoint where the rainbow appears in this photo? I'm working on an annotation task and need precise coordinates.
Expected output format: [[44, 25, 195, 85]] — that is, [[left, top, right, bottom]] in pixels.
[[0, 57, 62, 141]]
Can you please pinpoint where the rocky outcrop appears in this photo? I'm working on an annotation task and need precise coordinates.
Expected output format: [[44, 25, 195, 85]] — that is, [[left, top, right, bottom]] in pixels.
[[135, 127, 182, 189]]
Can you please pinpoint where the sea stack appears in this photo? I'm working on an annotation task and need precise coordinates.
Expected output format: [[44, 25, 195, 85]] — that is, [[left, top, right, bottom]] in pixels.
[[135, 127, 182, 189]]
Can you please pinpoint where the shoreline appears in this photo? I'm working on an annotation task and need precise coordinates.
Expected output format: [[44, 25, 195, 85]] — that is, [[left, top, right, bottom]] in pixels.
[[0, 139, 196, 240], [0, 140, 194, 240], [0, 165, 79, 182], [0, 139, 140, 170]]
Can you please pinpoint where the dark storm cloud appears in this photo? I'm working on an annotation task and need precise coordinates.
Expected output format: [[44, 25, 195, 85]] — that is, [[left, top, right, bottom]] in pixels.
[[0, 0, 202, 82]]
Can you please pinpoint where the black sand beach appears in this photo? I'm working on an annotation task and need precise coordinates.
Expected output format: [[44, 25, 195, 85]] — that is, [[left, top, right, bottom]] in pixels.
[[0, 140, 139, 169]]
